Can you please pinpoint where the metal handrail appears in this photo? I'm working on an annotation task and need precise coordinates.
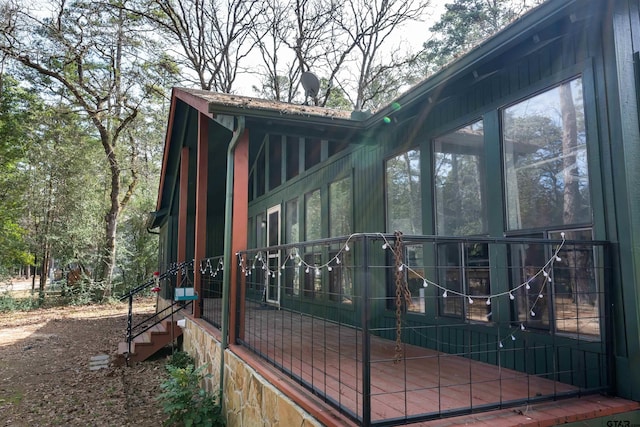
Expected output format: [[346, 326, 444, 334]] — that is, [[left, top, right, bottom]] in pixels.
[[121, 261, 194, 364]]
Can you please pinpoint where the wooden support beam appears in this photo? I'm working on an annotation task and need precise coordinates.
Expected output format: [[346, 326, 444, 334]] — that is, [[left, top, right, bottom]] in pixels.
[[193, 113, 209, 318], [229, 129, 249, 342]]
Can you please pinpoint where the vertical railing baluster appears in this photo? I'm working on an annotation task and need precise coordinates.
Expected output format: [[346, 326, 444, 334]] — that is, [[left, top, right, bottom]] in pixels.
[[127, 293, 133, 364], [361, 236, 371, 427]]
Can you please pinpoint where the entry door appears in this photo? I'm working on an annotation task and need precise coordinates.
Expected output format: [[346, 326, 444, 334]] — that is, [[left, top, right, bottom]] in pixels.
[[266, 205, 281, 305]]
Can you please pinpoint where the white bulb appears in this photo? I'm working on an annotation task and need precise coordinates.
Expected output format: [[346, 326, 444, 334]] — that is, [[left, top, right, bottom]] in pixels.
[[345, 244, 350, 251], [468, 297, 473, 304], [486, 298, 491, 305], [556, 256, 561, 262], [499, 342, 504, 348], [423, 280, 428, 288], [443, 290, 448, 298], [561, 232, 565, 238], [382, 243, 387, 249], [509, 292, 515, 300], [336, 258, 341, 264], [305, 267, 310, 273], [398, 265, 403, 271], [530, 310, 536, 317], [538, 294, 543, 299], [520, 324, 525, 330], [315, 268, 320, 276], [511, 334, 516, 341], [525, 282, 531, 290], [328, 266, 333, 271]]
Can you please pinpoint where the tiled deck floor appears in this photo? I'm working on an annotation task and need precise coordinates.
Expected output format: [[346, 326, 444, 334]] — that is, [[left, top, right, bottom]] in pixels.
[[239, 302, 638, 425]]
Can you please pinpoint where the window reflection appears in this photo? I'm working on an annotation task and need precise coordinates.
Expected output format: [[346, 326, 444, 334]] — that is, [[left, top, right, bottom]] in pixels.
[[503, 78, 591, 230], [434, 120, 485, 236]]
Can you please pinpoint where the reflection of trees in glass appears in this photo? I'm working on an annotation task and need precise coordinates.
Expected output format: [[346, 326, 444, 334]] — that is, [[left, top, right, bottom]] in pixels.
[[434, 121, 485, 236], [330, 177, 353, 237], [503, 78, 590, 230], [305, 190, 321, 240], [386, 150, 422, 234]]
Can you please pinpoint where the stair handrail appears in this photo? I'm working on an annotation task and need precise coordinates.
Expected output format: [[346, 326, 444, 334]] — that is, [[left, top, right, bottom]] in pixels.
[[120, 260, 194, 363]]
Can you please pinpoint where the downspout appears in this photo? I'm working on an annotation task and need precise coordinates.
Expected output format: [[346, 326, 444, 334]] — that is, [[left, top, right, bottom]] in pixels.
[[219, 115, 245, 403]]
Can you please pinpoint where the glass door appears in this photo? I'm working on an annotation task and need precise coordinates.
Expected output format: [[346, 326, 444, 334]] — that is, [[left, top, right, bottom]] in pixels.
[[266, 205, 281, 305]]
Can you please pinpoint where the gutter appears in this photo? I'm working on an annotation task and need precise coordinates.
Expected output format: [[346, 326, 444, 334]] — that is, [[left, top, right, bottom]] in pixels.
[[219, 115, 245, 403]]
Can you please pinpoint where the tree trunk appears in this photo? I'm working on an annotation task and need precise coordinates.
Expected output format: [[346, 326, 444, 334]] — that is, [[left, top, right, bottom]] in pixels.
[[559, 82, 591, 305]]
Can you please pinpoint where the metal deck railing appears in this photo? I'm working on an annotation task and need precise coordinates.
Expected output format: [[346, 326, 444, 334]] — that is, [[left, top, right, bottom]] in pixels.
[[234, 233, 611, 426]]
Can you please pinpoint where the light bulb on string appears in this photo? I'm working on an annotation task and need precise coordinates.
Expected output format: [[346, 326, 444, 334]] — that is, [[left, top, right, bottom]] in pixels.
[[423, 280, 428, 288], [382, 243, 388, 249], [468, 297, 474, 304], [344, 244, 350, 251], [509, 292, 515, 300], [520, 324, 526, 331], [486, 298, 491, 305], [525, 281, 531, 290], [511, 334, 516, 341], [556, 256, 561, 261], [305, 267, 310, 274], [499, 341, 504, 348], [442, 290, 448, 298], [328, 266, 333, 271], [315, 267, 320, 276], [398, 264, 404, 272], [530, 310, 536, 317], [336, 258, 341, 265], [538, 294, 544, 299]]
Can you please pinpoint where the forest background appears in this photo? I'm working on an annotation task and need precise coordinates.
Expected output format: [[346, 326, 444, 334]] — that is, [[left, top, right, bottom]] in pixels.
[[0, 0, 542, 301]]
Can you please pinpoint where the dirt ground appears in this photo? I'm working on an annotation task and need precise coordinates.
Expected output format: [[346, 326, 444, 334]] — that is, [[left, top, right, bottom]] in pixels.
[[0, 287, 172, 427]]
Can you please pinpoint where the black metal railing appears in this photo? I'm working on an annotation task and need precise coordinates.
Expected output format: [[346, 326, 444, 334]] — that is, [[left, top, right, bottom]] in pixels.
[[200, 256, 225, 328], [235, 233, 611, 426], [119, 260, 194, 363]]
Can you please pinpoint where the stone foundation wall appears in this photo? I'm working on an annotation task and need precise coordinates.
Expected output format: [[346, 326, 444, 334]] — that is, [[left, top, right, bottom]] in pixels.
[[182, 318, 322, 427]]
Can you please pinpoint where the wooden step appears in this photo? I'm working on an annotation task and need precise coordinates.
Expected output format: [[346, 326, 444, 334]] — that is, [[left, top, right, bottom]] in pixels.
[[115, 320, 183, 365]]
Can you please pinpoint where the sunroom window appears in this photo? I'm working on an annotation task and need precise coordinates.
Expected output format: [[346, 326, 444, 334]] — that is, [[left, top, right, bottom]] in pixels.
[[434, 120, 490, 321], [385, 150, 424, 313], [503, 77, 599, 338], [329, 177, 353, 303], [503, 78, 591, 230]]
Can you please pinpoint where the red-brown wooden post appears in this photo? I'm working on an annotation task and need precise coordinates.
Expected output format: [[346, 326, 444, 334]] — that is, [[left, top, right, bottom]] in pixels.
[[193, 113, 209, 318], [229, 129, 249, 342]]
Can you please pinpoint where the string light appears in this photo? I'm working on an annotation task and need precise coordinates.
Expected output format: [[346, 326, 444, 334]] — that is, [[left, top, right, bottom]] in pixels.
[[233, 231, 566, 349]]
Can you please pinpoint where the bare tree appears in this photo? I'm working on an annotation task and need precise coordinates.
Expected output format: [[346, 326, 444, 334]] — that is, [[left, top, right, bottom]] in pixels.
[[0, 0, 169, 295], [132, 0, 264, 92], [251, 0, 338, 103], [331, 0, 431, 110]]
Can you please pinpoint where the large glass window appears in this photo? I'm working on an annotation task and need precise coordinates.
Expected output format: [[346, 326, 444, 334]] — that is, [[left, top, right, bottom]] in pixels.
[[305, 138, 321, 170], [329, 177, 352, 237], [268, 135, 282, 190], [285, 199, 300, 296], [385, 149, 422, 234], [438, 242, 491, 321], [304, 190, 322, 299], [503, 78, 591, 230], [434, 120, 486, 236], [329, 177, 353, 303], [305, 189, 321, 240], [286, 136, 299, 180], [510, 229, 600, 338]]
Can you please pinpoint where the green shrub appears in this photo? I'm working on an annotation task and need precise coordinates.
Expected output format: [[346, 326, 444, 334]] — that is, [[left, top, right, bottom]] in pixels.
[[158, 363, 225, 427], [0, 293, 40, 312], [167, 351, 195, 369]]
